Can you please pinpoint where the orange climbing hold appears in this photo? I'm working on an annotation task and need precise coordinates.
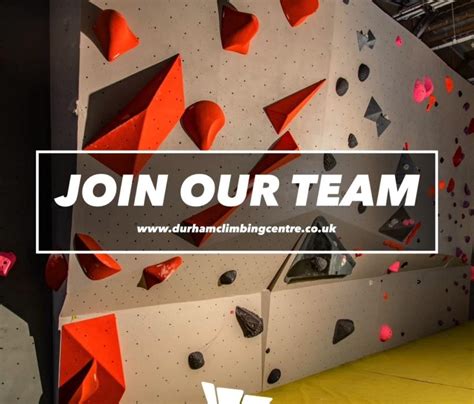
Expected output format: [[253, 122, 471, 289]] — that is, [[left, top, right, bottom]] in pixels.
[[426, 94, 436, 112], [438, 180, 446, 191], [280, 0, 319, 27], [221, 5, 259, 55], [45, 254, 68, 291], [59, 314, 125, 403], [264, 79, 326, 134], [84, 55, 185, 175], [140, 257, 183, 290], [181, 101, 225, 150], [93, 10, 139, 62], [444, 76, 454, 93], [74, 233, 121, 280]]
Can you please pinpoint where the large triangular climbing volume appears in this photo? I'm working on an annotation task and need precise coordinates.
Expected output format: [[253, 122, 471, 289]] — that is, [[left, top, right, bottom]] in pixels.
[[59, 314, 125, 403], [84, 55, 185, 175], [264, 80, 326, 135]]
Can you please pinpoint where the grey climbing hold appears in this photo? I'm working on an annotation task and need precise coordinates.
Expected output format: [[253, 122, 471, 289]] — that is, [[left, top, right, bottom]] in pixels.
[[357, 29, 376, 51], [348, 133, 358, 148], [395, 154, 419, 185], [267, 369, 281, 384], [235, 306, 263, 338], [324, 153, 337, 171], [188, 352, 205, 370], [219, 270, 237, 286], [285, 216, 356, 283], [364, 97, 390, 136], [333, 319, 355, 344], [379, 207, 414, 242], [336, 77, 349, 96], [358, 63, 370, 81]]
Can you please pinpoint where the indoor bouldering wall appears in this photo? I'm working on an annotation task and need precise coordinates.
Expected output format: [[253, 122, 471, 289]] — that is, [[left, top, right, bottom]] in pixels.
[[48, 0, 473, 403]]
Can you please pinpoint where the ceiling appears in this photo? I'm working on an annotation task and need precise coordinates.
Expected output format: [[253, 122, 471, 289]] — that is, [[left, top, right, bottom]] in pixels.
[[374, 0, 474, 83]]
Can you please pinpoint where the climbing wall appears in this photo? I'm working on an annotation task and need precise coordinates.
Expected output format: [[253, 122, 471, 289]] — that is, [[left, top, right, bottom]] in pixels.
[[47, 0, 473, 403]]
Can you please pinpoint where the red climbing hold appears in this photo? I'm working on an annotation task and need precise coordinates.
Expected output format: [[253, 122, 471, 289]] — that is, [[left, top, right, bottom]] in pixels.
[[84, 55, 185, 175], [444, 75, 454, 93], [280, 0, 319, 27], [438, 180, 446, 191], [93, 10, 139, 62], [45, 254, 68, 291], [74, 234, 121, 280], [181, 101, 225, 150], [140, 257, 183, 290], [468, 118, 474, 135], [379, 324, 393, 342], [0, 252, 16, 277], [249, 131, 300, 179], [264, 79, 326, 134], [221, 5, 259, 55], [452, 146, 464, 167], [447, 178, 455, 193], [59, 314, 125, 403], [388, 261, 400, 273]]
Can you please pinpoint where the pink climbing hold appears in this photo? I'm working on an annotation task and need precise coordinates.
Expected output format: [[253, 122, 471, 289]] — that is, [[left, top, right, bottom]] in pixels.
[[452, 146, 465, 167], [413, 76, 434, 103], [388, 261, 401, 273], [395, 35, 403, 47], [379, 324, 393, 342], [402, 219, 415, 226], [0, 252, 16, 277]]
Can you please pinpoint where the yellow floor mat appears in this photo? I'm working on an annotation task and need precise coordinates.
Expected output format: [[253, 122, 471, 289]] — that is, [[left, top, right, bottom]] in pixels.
[[263, 321, 474, 403]]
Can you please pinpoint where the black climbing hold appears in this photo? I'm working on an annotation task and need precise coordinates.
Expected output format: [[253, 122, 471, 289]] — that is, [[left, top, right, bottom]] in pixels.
[[219, 270, 237, 286], [434, 101, 439, 107], [324, 153, 337, 171], [357, 202, 366, 214], [463, 102, 470, 111], [332, 319, 355, 344], [265, 348, 270, 354], [336, 77, 349, 96], [378, 207, 414, 242], [343, 0, 349, 4], [235, 306, 264, 338], [188, 352, 205, 370], [458, 90, 463, 97], [358, 64, 370, 81], [267, 369, 281, 384], [348, 133, 358, 148], [465, 183, 471, 196]]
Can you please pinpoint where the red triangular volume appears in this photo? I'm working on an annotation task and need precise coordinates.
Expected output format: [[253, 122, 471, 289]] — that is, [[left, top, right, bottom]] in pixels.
[[221, 5, 259, 55], [249, 131, 300, 178], [181, 204, 240, 247], [93, 10, 139, 62], [74, 233, 122, 280], [264, 79, 326, 134], [85, 55, 185, 175], [280, 0, 319, 27], [181, 100, 225, 150], [141, 256, 183, 290], [59, 314, 125, 404]]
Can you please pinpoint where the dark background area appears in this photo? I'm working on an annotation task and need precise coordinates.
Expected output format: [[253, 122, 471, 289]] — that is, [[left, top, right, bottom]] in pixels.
[[0, 0, 53, 402]]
